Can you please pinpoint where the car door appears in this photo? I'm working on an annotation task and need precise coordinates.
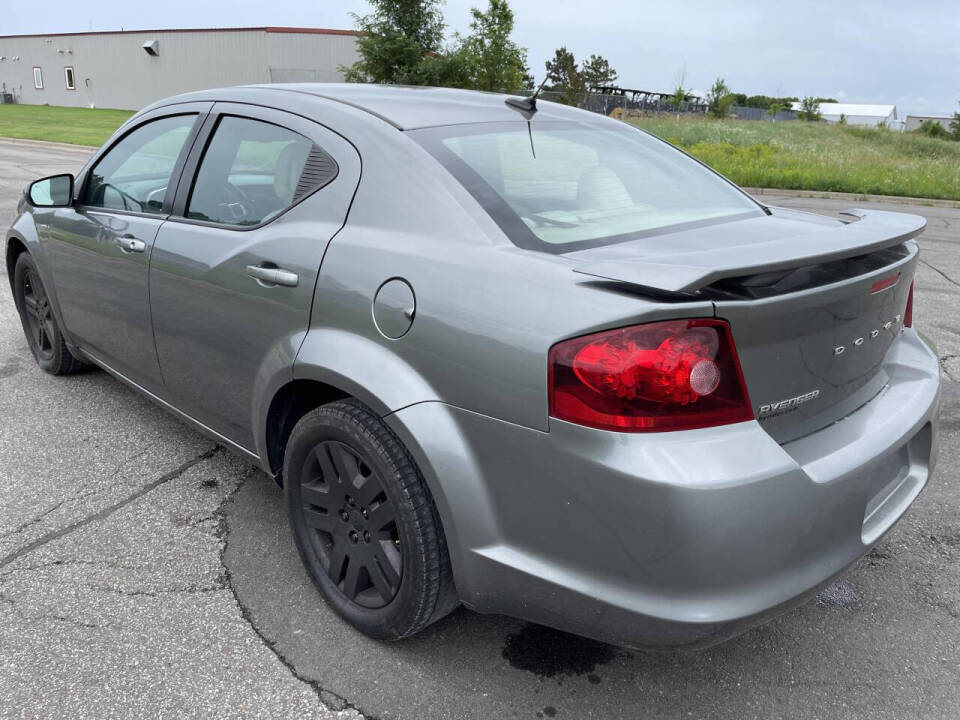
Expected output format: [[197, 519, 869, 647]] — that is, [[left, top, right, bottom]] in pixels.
[[41, 104, 210, 389], [148, 103, 360, 450]]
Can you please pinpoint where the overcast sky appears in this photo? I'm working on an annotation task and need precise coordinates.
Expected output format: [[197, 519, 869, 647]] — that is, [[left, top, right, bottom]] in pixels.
[[5, 0, 959, 116]]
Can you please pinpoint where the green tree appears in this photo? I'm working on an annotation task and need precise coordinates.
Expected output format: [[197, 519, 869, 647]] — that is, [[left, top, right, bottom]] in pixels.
[[668, 66, 689, 118], [342, 0, 449, 85], [838, 113, 847, 125], [767, 102, 785, 120], [453, 0, 530, 93], [951, 102, 960, 140], [797, 96, 822, 121], [705, 77, 734, 118], [545, 47, 585, 105], [743, 94, 798, 110], [580, 54, 618, 89]]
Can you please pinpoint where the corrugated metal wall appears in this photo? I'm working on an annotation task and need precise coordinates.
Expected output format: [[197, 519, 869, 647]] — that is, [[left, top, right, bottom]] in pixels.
[[0, 29, 359, 110]]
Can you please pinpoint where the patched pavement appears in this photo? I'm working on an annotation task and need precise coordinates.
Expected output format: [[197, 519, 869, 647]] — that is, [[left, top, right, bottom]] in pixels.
[[1, 138, 959, 719]]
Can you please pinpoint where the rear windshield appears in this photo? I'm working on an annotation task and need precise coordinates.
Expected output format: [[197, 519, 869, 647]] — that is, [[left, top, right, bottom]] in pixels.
[[411, 121, 763, 253]]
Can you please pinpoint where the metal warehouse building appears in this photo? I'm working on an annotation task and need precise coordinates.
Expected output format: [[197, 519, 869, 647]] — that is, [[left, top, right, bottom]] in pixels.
[[0, 26, 359, 111], [789, 101, 899, 128], [904, 114, 954, 132]]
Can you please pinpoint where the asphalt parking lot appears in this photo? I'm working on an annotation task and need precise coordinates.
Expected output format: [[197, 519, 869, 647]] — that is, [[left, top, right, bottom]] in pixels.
[[1, 137, 958, 720]]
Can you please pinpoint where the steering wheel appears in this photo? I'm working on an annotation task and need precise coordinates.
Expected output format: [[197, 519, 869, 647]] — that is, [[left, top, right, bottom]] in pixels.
[[225, 182, 249, 204], [220, 182, 250, 222], [144, 186, 167, 211]]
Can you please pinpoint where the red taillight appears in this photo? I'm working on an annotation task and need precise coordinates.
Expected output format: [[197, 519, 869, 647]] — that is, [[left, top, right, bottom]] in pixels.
[[904, 280, 914, 327], [548, 319, 754, 432]]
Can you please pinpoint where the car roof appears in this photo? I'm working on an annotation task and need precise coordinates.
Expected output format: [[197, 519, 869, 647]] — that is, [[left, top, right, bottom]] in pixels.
[[176, 84, 586, 131]]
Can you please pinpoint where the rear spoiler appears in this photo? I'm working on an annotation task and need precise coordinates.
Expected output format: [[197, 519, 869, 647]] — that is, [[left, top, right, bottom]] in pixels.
[[573, 209, 925, 294]]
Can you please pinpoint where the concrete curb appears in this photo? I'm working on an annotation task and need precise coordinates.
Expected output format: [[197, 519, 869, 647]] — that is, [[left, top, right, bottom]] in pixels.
[[745, 186, 960, 209], [0, 136, 97, 152]]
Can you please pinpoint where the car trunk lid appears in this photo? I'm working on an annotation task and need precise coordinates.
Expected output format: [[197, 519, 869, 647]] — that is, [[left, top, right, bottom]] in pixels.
[[569, 207, 923, 442]]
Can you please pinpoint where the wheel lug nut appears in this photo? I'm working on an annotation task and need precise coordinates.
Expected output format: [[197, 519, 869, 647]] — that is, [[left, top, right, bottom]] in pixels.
[[363, 531, 371, 543], [361, 508, 368, 519], [346, 495, 355, 507], [349, 531, 358, 543], [340, 510, 349, 522]]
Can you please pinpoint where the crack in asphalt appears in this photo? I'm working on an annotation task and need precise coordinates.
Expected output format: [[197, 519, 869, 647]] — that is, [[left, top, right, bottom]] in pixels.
[[0, 589, 115, 630], [919, 258, 960, 289], [215, 474, 368, 720], [0, 498, 69, 540], [0, 451, 363, 715], [82, 583, 227, 598], [0, 557, 146, 581], [0, 485, 106, 542], [0, 446, 222, 571], [941, 354, 960, 383]]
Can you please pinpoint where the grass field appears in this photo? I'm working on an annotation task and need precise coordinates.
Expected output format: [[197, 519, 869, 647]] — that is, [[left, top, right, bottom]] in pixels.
[[633, 115, 960, 201], [1, 103, 958, 201], [0, 105, 133, 147]]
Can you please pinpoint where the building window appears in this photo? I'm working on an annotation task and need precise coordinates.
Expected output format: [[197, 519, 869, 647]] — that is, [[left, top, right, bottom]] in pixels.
[[64, 66, 75, 90], [33, 67, 43, 90]]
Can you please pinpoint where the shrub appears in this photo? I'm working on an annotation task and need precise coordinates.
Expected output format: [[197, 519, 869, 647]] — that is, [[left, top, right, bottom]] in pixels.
[[705, 77, 735, 119], [797, 97, 822, 122], [917, 119, 951, 139]]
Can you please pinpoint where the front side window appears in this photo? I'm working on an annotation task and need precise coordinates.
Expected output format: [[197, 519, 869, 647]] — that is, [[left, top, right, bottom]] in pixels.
[[64, 67, 75, 90], [82, 114, 196, 214], [412, 121, 763, 252], [33, 67, 43, 90], [187, 116, 334, 227]]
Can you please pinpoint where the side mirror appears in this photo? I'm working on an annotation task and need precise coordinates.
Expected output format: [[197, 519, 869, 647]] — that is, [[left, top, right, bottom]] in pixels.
[[26, 174, 74, 208]]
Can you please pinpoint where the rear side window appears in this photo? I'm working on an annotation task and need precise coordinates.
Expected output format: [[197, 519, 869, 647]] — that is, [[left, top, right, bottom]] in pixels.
[[82, 114, 197, 214], [187, 116, 337, 227]]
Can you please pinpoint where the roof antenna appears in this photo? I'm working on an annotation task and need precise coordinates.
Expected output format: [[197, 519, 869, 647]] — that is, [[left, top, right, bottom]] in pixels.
[[505, 76, 549, 118], [506, 76, 548, 158]]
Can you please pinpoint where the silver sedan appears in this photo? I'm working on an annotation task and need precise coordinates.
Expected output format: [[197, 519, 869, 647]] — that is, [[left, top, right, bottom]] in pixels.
[[4, 84, 939, 648]]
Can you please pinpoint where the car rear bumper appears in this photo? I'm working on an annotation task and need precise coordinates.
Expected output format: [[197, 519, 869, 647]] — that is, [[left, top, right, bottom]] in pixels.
[[386, 329, 940, 649]]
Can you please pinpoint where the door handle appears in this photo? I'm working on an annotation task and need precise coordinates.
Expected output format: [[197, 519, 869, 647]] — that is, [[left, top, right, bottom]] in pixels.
[[246, 264, 299, 288], [119, 234, 146, 253]]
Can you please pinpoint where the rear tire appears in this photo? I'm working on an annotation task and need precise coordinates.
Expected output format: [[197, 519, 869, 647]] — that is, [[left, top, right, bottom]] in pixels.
[[12, 252, 87, 375], [284, 398, 458, 641]]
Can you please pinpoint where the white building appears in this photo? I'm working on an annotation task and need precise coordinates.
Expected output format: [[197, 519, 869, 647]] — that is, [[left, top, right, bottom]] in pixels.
[[790, 102, 898, 128], [904, 114, 954, 132], [0, 27, 360, 111]]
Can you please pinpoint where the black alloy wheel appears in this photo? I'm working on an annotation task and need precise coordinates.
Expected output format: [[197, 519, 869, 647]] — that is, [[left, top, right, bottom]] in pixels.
[[20, 265, 56, 363], [13, 252, 87, 375], [284, 399, 458, 640], [299, 439, 402, 608]]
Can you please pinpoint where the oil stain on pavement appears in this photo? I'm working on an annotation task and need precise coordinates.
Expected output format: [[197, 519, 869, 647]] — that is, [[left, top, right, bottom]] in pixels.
[[501, 623, 617, 679]]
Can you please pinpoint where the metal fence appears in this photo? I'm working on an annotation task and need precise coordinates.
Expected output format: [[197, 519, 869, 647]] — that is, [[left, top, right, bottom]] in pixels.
[[730, 105, 797, 122], [532, 91, 797, 123], [536, 90, 706, 119]]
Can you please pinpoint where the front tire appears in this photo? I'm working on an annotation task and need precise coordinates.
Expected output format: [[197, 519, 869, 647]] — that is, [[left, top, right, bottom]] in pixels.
[[12, 252, 87, 375], [283, 399, 458, 640]]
